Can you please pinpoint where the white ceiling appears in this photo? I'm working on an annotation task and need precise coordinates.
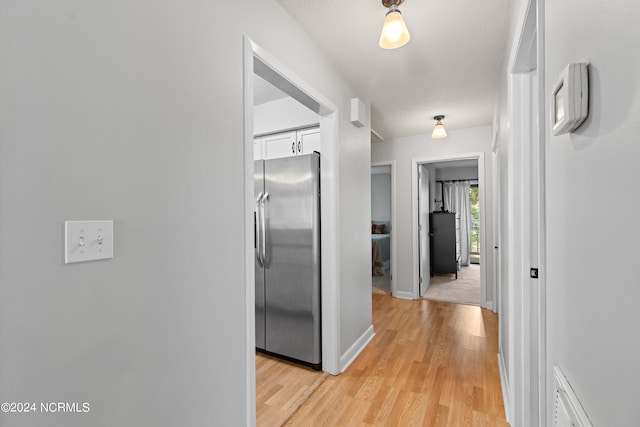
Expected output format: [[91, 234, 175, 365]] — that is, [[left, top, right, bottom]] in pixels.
[[275, 0, 511, 140]]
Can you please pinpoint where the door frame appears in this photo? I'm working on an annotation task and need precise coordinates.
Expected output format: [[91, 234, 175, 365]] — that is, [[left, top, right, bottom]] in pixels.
[[410, 152, 488, 306], [417, 164, 430, 296], [504, 0, 547, 423], [371, 160, 397, 296], [243, 36, 342, 425]]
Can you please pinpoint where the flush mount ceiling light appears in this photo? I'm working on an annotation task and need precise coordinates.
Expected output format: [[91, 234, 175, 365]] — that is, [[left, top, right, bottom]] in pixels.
[[379, 0, 410, 49], [432, 115, 447, 139]]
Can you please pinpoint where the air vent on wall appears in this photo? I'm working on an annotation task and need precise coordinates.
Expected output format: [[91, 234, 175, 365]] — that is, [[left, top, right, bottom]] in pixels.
[[553, 367, 593, 427]]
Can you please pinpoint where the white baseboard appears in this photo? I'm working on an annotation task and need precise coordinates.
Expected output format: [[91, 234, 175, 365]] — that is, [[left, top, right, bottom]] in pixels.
[[498, 351, 512, 424], [340, 325, 375, 373], [392, 290, 414, 300]]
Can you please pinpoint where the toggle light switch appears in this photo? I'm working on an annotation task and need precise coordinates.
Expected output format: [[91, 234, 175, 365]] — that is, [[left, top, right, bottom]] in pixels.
[[65, 220, 114, 264]]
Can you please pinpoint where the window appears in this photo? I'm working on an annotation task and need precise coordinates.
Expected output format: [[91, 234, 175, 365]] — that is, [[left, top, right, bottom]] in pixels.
[[470, 185, 480, 264]]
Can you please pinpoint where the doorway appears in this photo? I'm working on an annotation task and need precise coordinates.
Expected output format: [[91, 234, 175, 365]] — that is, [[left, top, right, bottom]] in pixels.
[[411, 153, 488, 307], [243, 37, 343, 423], [371, 161, 396, 296]]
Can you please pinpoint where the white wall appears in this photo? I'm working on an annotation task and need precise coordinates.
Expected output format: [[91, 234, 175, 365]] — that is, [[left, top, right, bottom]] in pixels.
[[254, 96, 318, 136], [371, 173, 391, 221], [544, 1, 640, 425], [0, 1, 371, 426], [495, 0, 640, 424], [371, 126, 493, 300], [338, 109, 373, 362], [436, 166, 479, 182]]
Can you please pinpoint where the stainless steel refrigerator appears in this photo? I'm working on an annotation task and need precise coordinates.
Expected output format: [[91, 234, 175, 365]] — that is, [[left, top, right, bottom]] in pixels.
[[254, 152, 321, 368]]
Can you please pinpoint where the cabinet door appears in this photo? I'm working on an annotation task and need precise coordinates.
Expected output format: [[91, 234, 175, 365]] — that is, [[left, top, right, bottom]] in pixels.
[[297, 128, 321, 155], [253, 137, 263, 160], [263, 131, 297, 160]]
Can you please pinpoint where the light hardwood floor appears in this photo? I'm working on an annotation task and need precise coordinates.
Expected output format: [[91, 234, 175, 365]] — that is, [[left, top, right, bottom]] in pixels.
[[256, 292, 508, 426]]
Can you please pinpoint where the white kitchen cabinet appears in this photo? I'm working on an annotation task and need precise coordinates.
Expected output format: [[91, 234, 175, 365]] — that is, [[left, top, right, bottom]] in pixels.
[[263, 131, 297, 160], [258, 127, 320, 160], [297, 128, 321, 155]]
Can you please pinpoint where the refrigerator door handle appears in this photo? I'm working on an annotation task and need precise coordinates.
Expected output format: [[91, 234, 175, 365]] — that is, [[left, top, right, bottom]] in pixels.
[[261, 192, 269, 268], [255, 192, 264, 267]]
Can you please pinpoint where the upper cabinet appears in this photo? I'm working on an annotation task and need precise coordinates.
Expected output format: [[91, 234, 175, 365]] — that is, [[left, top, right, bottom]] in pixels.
[[297, 128, 321, 155], [263, 131, 296, 159], [255, 127, 320, 160]]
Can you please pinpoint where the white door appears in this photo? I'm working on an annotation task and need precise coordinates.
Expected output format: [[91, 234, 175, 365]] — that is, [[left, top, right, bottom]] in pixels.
[[524, 70, 544, 426], [298, 128, 321, 155], [418, 165, 430, 296], [263, 131, 296, 160], [509, 2, 546, 419]]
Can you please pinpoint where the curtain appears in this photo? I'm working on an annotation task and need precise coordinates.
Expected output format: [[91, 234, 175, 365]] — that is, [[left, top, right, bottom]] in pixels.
[[443, 181, 471, 267]]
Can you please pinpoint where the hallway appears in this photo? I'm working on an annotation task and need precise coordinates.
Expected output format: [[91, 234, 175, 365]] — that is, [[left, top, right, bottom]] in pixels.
[[257, 293, 507, 426]]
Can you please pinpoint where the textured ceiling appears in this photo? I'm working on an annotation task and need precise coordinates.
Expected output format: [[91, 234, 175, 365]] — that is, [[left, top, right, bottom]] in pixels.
[[275, 0, 511, 140]]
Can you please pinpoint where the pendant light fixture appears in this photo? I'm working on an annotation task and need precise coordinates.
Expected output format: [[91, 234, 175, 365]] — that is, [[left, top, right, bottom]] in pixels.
[[432, 115, 447, 139], [379, 0, 411, 49]]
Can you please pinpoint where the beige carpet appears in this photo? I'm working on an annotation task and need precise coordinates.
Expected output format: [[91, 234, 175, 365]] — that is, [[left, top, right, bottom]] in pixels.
[[423, 264, 481, 306], [372, 269, 391, 294]]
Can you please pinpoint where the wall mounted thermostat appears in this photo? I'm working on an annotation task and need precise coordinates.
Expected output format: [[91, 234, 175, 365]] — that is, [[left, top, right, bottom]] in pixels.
[[551, 63, 589, 136]]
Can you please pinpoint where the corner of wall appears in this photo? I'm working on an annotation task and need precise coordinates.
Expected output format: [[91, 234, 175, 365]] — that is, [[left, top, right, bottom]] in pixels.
[[339, 325, 375, 373]]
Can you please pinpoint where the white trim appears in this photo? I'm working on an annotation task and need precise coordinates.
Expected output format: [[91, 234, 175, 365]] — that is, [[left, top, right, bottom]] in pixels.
[[478, 152, 487, 307], [535, 1, 547, 424], [242, 37, 257, 427], [411, 164, 418, 300], [393, 290, 414, 300], [371, 128, 384, 141], [371, 160, 397, 297], [243, 38, 342, 427], [504, 0, 548, 424], [410, 153, 488, 308], [498, 351, 512, 424], [339, 325, 375, 373], [508, 0, 537, 76]]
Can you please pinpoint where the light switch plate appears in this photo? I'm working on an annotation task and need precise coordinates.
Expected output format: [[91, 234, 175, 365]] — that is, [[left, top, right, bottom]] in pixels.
[[65, 220, 114, 264]]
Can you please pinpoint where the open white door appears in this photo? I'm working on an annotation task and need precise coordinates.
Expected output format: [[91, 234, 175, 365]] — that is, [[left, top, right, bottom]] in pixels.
[[418, 165, 430, 296], [504, 0, 547, 422]]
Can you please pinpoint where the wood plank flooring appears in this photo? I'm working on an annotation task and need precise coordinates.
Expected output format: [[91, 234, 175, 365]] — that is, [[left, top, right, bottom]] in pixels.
[[256, 353, 328, 426], [256, 292, 508, 426]]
